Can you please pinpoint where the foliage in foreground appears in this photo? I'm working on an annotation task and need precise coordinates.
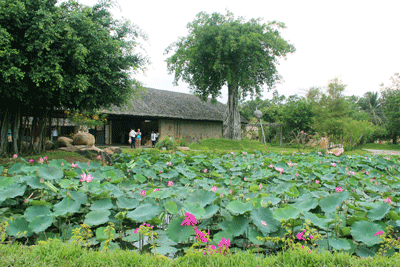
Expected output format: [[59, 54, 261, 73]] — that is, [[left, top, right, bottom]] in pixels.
[[1, 149, 400, 260], [1, 239, 400, 267]]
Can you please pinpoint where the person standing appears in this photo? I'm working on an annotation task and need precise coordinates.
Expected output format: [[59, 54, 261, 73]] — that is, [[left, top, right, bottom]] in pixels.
[[129, 129, 136, 148], [151, 131, 157, 148], [136, 129, 142, 149], [51, 127, 58, 141]]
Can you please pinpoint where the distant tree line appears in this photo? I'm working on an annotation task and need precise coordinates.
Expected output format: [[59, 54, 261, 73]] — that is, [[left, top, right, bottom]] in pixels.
[[240, 74, 400, 148]]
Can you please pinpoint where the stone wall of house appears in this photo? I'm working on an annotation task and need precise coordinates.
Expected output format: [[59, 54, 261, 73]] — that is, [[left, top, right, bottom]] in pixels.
[[159, 119, 222, 143]]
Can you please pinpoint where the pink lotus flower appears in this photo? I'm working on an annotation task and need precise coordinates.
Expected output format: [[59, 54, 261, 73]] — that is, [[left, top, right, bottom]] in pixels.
[[97, 155, 101, 159], [153, 188, 160, 192], [331, 163, 336, 167], [167, 181, 174, 187], [335, 187, 343, 193], [259, 183, 263, 190], [261, 220, 268, 226], [29, 159, 34, 163], [39, 157, 44, 164], [315, 180, 320, 184], [229, 189, 233, 195], [366, 171, 369, 175], [275, 167, 284, 174], [244, 177, 247, 181], [13, 154, 17, 158], [166, 162, 172, 166], [181, 212, 197, 226], [71, 163, 78, 168], [80, 173, 94, 183], [140, 190, 146, 197], [384, 196, 391, 204], [268, 164, 273, 168], [375, 230, 384, 236], [43, 156, 48, 161], [210, 186, 217, 192], [310, 234, 314, 239], [204, 169, 208, 173], [295, 173, 299, 177], [220, 193, 223, 198]]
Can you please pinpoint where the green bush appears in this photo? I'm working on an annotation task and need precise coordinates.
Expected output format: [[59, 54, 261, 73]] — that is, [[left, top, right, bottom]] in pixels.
[[155, 135, 177, 150]]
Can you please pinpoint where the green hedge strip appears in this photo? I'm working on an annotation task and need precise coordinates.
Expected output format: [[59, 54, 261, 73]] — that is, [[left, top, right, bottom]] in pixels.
[[1, 240, 400, 267]]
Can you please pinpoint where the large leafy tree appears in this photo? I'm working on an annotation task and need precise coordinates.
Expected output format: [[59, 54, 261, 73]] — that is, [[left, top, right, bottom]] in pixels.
[[165, 11, 295, 140], [381, 73, 400, 144], [0, 0, 147, 155]]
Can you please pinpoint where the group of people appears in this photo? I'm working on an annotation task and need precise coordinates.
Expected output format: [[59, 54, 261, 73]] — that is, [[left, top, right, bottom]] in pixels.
[[129, 129, 158, 148]]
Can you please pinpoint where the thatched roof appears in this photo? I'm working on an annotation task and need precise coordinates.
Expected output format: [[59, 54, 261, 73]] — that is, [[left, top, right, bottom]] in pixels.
[[108, 87, 228, 122]]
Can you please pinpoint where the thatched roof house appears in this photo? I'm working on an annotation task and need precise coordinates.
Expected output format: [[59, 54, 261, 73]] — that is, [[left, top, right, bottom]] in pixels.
[[97, 87, 241, 145], [108, 87, 226, 122]]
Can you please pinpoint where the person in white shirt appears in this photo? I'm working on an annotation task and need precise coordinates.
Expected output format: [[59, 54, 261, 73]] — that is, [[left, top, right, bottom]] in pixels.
[[151, 131, 157, 148], [129, 129, 136, 148]]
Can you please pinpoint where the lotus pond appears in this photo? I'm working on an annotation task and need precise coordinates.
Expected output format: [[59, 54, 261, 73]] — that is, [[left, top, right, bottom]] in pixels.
[[1, 150, 400, 258]]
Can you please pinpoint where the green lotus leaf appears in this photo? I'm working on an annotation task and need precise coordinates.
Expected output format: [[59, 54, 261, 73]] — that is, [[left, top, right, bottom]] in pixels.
[[218, 215, 249, 237], [186, 190, 217, 207], [117, 197, 140, 210], [164, 201, 178, 215], [166, 217, 194, 243], [273, 205, 300, 221], [262, 196, 281, 205], [174, 165, 196, 179], [356, 245, 376, 257], [226, 200, 253, 215], [160, 170, 179, 179], [90, 199, 113, 210], [69, 190, 88, 205], [29, 215, 54, 233], [182, 202, 206, 219], [251, 207, 280, 235], [152, 245, 178, 255], [8, 163, 24, 175], [273, 182, 292, 195], [350, 221, 383, 246], [367, 203, 391, 221], [0, 184, 27, 202], [84, 210, 111, 226], [212, 231, 233, 245], [247, 228, 264, 246], [293, 198, 318, 212], [0, 176, 13, 190], [203, 204, 219, 219], [319, 191, 350, 214], [37, 165, 63, 180], [53, 197, 80, 217], [126, 203, 163, 222], [24, 205, 52, 222], [96, 226, 116, 242], [7, 217, 33, 237], [328, 236, 351, 251]]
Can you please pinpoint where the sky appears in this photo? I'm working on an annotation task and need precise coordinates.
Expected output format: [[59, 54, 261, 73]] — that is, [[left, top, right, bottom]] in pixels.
[[77, 0, 400, 103]]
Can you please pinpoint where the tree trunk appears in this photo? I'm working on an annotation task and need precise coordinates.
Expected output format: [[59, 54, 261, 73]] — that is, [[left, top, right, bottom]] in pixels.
[[0, 109, 11, 156], [223, 84, 241, 140], [12, 109, 21, 155]]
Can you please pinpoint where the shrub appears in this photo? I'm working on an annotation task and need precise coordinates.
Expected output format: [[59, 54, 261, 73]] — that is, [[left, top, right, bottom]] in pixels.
[[155, 135, 177, 150]]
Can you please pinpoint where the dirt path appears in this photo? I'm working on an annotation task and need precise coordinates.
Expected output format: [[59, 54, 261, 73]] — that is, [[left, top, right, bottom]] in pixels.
[[363, 149, 400, 155]]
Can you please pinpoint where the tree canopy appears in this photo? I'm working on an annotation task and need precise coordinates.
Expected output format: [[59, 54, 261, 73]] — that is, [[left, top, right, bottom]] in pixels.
[[165, 11, 295, 140], [0, 0, 147, 155]]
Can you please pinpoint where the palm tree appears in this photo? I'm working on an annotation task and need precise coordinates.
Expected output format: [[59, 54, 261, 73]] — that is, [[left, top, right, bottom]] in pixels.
[[358, 92, 385, 125]]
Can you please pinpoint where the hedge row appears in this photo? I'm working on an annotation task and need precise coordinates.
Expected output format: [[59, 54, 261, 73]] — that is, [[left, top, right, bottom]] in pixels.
[[1, 239, 400, 267]]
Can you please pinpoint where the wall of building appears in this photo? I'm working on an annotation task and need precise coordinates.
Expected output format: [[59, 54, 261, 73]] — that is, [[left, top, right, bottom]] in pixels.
[[159, 119, 222, 143]]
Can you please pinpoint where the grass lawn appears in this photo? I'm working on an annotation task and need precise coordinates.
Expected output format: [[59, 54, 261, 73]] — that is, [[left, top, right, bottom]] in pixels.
[[0, 139, 393, 167]]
